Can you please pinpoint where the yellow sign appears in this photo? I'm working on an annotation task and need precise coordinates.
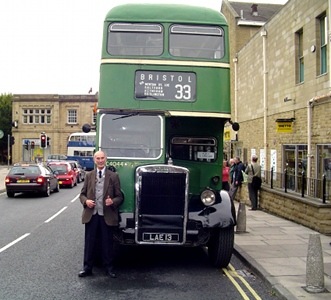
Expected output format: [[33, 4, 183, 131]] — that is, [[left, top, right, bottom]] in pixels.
[[277, 122, 293, 133], [224, 128, 231, 141]]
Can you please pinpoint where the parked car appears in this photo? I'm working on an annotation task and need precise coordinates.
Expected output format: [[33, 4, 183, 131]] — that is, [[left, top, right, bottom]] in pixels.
[[5, 163, 60, 198], [46, 154, 67, 163], [48, 161, 77, 188]]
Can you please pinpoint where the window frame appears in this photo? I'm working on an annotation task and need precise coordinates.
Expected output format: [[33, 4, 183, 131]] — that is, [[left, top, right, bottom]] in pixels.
[[22, 108, 52, 125], [296, 29, 304, 84], [169, 24, 225, 59], [319, 14, 328, 75], [67, 109, 77, 124], [107, 22, 163, 56]]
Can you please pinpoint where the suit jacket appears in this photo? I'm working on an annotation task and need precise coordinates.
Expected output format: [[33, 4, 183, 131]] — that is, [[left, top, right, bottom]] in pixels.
[[80, 169, 123, 226], [234, 161, 245, 186]]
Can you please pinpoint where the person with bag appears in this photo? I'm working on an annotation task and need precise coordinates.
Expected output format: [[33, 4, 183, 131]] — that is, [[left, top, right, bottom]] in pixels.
[[245, 155, 262, 210], [229, 156, 245, 201]]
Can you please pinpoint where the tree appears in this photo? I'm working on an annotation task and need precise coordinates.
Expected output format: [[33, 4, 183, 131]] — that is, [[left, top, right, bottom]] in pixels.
[[0, 94, 13, 163]]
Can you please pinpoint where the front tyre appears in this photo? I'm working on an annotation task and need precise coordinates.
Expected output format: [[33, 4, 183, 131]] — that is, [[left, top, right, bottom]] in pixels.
[[208, 227, 234, 268]]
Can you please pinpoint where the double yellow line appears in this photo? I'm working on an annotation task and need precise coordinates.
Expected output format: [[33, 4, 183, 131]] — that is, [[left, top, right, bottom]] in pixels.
[[222, 264, 262, 300]]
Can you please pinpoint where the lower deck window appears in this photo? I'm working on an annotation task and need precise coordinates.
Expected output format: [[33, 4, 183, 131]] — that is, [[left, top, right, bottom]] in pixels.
[[170, 137, 217, 162]]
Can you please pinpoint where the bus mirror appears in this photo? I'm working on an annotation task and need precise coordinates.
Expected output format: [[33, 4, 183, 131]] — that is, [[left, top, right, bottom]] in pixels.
[[82, 124, 91, 133], [108, 165, 116, 172], [231, 122, 240, 131]]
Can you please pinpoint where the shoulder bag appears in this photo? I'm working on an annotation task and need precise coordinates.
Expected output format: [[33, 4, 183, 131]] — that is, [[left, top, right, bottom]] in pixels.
[[251, 164, 262, 190]]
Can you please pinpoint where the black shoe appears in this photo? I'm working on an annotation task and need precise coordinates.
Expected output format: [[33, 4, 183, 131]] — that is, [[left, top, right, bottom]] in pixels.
[[78, 270, 93, 277], [106, 270, 117, 278], [249, 208, 257, 211]]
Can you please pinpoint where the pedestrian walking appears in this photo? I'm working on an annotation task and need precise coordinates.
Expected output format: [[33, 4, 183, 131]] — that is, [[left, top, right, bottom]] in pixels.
[[245, 155, 262, 210], [229, 158, 235, 185], [222, 160, 230, 191], [229, 156, 245, 201]]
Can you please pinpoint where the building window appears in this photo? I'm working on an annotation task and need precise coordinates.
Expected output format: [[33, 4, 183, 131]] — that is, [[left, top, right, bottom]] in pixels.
[[319, 14, 328, 75], [22, 108, 52, 124], [67, 109, 77, 124], [296, 29, 304, 83], [92, 111, 97, 125], [283, 144, 307, 191]]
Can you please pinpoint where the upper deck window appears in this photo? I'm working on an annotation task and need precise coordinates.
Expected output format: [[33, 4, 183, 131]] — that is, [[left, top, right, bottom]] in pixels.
[[108, 23, 163, 56], [169, 25, 224, 59]]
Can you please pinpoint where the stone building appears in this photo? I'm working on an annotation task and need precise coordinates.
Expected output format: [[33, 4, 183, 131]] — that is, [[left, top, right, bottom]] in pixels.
[[222, 0, 331, 197], [11, 94, 97, 163], [221, 0, 284, 159]]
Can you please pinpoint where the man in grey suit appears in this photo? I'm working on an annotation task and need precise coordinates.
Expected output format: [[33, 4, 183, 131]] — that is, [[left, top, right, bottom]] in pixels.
[[78, 150, 123, 278]]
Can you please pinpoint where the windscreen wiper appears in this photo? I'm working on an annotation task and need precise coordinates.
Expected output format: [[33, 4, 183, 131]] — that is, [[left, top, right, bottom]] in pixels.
[[113, 112, 139, 120]]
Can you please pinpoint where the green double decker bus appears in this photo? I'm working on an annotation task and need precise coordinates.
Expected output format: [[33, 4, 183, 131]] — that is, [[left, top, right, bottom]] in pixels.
[[85, 4, 238, 268]]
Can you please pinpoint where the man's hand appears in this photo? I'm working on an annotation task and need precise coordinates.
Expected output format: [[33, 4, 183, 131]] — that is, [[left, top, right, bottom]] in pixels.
[[86, 199, 96, 208], [105, 195, 114, 206]]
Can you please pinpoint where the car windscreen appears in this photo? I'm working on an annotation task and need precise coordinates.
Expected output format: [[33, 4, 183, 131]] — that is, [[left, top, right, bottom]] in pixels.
[[49, 165, 67, 174], [9, 166, 41, 176]]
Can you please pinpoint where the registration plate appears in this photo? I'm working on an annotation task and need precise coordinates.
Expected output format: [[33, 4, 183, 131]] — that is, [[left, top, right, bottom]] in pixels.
[[143, 232, 179, 242], [17, 179, 29, 183]]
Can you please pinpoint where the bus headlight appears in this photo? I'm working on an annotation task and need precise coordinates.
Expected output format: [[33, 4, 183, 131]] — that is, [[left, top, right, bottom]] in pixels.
[[200, 189, 216, 206]]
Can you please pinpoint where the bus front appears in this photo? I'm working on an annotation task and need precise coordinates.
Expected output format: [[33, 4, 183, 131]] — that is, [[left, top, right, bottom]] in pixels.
[[96, 4, 236, 268]]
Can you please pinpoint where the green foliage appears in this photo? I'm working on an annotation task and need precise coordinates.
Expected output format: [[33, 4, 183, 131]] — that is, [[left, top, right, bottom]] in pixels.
[[0, 94, 13, 162]]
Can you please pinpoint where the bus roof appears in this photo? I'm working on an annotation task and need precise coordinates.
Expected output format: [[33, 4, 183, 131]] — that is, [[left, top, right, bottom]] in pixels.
[[69, 132, 96, 137], [105, 4, 228, 26]]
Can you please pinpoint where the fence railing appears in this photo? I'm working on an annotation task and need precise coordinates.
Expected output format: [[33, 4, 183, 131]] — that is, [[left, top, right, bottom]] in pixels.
[[266, 168, 330, 203]]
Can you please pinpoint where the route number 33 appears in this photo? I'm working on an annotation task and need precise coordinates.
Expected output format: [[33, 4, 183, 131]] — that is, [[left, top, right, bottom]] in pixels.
[[175, 84, 191, 100]]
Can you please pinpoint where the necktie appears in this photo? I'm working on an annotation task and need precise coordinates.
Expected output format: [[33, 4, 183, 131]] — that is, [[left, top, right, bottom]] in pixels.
[[99, 170, 102, 178]]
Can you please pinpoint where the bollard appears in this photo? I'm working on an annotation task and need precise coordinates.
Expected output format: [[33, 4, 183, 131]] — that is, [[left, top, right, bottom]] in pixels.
[[236, 202, 246, 233], [305, 233, 325, 293]]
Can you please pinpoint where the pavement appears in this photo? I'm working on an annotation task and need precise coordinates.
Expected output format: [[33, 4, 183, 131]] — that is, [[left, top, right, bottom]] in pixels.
[[1, 165, 10, 191], [1, 165, 331, 299], [233, 202, 331, 299]]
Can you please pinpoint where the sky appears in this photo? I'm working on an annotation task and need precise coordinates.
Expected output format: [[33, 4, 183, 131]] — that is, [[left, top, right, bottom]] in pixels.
[[0, 0, 287, 95]]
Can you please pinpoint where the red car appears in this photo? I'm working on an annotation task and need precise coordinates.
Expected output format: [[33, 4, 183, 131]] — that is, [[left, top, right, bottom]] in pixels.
[[48, 161, 77, 188], [5, 163, 60, 198]]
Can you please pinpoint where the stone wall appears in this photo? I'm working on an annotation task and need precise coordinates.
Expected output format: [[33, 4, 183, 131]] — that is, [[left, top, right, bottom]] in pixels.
[[237, 183, 331, 235]]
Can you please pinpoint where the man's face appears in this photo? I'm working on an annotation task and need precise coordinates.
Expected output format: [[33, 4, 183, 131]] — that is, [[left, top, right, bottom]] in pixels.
[[94, 152, 106, 169]]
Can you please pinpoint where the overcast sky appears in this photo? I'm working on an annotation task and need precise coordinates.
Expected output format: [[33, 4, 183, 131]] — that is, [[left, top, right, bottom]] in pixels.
[[0, 0, 287, 95]]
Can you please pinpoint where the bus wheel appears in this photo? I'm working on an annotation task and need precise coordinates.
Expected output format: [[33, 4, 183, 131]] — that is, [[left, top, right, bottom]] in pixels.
[[208, 227, 234, 268]]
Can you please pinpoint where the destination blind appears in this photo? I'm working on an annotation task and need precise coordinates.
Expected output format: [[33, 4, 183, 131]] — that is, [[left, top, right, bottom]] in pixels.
[[134, 70, 196, 101]]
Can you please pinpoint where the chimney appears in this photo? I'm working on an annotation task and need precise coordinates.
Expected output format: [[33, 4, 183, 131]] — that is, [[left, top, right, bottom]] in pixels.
[[251, 4, 258, 16], [240, 9, 244, 19]]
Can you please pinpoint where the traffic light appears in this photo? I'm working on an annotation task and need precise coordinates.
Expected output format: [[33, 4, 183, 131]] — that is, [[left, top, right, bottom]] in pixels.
[[10, 136, 15, 145], [31, 141, 35, 149], [47, 136, 50, 146], [40, 134, 47, 148]]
